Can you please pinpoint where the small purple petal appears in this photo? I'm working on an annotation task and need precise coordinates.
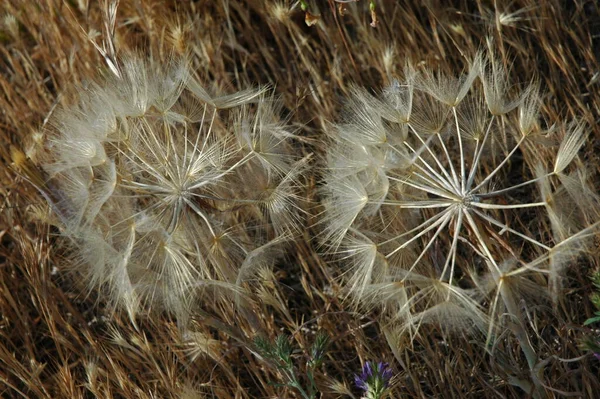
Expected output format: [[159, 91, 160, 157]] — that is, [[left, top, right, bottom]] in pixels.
[[354, 361, 393, 394], [364, 361, 373, 376], [354, 374, 368, 391]]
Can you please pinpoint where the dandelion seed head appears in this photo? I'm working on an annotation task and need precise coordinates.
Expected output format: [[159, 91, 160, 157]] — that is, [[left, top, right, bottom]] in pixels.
[[321, 48, 598, 344], [40, 55, 306, 322]]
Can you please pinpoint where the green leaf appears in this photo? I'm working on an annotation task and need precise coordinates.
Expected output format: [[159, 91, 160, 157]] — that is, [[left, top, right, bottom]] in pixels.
[[583, 316, 600, 326]]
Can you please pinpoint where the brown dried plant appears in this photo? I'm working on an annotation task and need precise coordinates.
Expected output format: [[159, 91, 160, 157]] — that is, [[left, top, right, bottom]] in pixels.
[[1, 0, 599, 398]]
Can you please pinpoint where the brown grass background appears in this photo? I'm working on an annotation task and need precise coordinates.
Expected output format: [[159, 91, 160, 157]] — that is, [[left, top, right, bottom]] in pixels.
[[1, 0, 599, 397]]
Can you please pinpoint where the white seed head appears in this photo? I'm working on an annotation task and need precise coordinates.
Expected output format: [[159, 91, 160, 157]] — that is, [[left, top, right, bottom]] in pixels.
[[41, 55, 306, 321], [321, 50, 597, 343]]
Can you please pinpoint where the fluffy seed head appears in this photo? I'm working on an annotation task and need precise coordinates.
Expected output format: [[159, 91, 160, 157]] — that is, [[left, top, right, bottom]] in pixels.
[[40, 55, 306, 321], [321, 51, 599, 344]]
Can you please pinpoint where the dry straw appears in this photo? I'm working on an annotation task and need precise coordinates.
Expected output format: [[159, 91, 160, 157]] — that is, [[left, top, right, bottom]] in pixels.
[[3, 0, 600, 397]]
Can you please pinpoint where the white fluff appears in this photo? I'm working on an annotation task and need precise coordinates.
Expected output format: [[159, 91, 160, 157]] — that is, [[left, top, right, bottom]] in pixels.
[[320, 49, 598, 345], [41, 55, 307, 322]]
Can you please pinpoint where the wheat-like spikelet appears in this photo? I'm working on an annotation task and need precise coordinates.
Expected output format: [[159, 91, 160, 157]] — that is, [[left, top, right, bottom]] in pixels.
[[39, 54, 307, 322]]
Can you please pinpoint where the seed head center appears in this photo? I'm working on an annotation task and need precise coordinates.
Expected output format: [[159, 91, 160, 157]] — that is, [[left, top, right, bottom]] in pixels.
[[458, 193, 479, 209]]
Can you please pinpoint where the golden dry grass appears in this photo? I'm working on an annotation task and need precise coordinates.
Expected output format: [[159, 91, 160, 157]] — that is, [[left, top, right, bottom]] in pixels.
[[1, 0, 600, 397]]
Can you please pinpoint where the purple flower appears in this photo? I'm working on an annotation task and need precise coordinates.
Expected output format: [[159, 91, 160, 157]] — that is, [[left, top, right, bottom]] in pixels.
[[354, 361, 392, 398]]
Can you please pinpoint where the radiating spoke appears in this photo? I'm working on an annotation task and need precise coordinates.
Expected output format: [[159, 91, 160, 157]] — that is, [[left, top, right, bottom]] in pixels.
[[399, 211, 454, 282], [407, 125, 461, 193], [472, 201, 546, 210], [471, 136, 526, 193], [387, 208, 454, 259], [185, 197, 216, 237], [463, 210, 502, 275], [466, 115, 495, 190], [378, 207, 452, 246], [402, 140, 459, 194], [452, 107, 466, 193], [476, 172, 553, 199], [441, 209, 464, 289], [379, 199, 452, 209], [387, 174, 458, 201], [472, 208, 551, 250]]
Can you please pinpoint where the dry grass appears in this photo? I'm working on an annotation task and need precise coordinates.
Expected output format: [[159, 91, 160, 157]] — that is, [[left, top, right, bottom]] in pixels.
[[1, 0, 599, 397]]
